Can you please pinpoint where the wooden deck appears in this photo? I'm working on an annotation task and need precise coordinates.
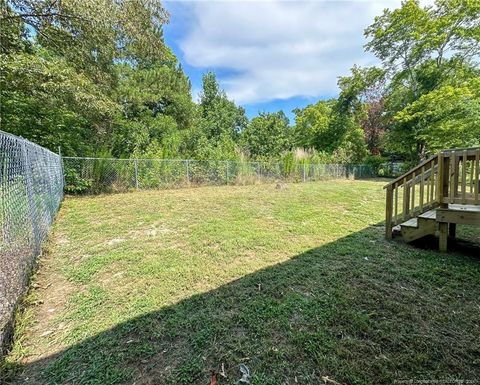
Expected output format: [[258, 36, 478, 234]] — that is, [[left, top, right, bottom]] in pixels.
[[385, 148, 480, 251]]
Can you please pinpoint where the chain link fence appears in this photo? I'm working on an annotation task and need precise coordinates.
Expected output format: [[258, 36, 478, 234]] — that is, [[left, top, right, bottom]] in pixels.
[[63, 157, 377, 194], [0, 130, 64, 356], [0, 132, 381, 355]]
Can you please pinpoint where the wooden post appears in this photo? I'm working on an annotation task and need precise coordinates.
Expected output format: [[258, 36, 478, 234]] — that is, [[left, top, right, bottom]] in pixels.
[[439, 222, 448, 252], [386, 186, 393, 239]]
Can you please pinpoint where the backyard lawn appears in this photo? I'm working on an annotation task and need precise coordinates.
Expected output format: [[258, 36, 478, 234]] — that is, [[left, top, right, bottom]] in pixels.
[[3, 180, 480, 385]]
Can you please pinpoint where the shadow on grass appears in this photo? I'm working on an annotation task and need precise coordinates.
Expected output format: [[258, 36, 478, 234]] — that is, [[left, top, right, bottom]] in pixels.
[[5, 225, 480, 385]]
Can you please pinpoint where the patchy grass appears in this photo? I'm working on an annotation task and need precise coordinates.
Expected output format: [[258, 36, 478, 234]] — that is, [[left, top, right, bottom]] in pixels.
[[2, 180, 480, 385]]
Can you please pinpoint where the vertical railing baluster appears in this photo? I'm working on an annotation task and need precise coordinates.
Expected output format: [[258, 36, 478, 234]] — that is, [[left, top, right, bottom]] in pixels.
[[461, 150, 467, 204], [394, 184, 398, 224], [449, 151, 456, 204], [386, 186, 393, 239], [469, 157, 474, 194], [411, 171, 416, 214], [403, 177, 409, 220], [430, 159, 439, 204], [420, 166, 425, 212], [475, 149, 480, 204]]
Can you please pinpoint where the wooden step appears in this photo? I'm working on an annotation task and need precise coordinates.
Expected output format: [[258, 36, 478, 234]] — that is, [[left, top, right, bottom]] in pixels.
[[418, 209, 437, 220], [395, 204, 479, 243], [400, 210, 437, 242]]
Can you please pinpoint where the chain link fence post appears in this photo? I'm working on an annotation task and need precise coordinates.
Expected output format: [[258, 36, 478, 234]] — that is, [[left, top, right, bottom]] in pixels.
[[225, 160, 229, 185], [134, 159, 139, 190], [185, 160, 190, 184]]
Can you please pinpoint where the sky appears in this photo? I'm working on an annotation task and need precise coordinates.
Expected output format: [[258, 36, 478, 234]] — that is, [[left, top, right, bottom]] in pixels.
[[161, 0, 411, 121]]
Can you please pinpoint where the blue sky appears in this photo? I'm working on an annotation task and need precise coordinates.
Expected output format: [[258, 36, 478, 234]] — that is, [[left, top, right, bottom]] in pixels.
[[162, 0, 409, 122]]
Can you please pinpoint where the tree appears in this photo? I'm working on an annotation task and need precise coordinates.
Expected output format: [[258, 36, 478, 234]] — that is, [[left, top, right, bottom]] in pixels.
[[0, 50, 118, 155], [293, 101, 334, 149], [199, 72, 247, 139], [1, 0, 171, 78], [112, 62, 195, 157], [187, 72, 247, 160], [242, 111, 291, 159], [336, 66, 387, 156], [394, 77, 480, 153], [364, 0, 480, 160], [0, 0, 188, 157]]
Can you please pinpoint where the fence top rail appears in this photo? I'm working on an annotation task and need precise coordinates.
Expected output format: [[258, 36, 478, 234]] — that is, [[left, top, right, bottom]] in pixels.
[[0, 130, 61, 158]]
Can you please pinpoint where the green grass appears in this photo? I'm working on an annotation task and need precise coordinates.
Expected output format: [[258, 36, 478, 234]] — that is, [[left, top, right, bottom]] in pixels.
[[3, 180, 480, 385]]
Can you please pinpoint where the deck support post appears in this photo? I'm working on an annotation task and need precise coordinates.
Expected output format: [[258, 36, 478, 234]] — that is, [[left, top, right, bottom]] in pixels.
[[439, 222, 448, 252]]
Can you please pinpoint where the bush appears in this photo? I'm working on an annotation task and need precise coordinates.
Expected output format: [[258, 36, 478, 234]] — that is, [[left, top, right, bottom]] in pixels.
[[64, 167, 92, 194]]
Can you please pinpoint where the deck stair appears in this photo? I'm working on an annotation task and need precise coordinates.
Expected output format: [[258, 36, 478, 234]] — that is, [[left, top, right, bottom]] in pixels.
[[385, 148, 480, 251]]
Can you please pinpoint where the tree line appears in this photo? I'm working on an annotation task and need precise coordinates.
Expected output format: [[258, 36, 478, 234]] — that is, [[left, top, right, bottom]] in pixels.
[[1, 0, 479, 167]]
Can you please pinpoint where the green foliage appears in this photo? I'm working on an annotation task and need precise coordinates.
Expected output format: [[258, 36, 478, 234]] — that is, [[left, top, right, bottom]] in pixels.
[[293, 100, 334, 149], [188, 72, 247, 160], [242, 111, 291, 159], [362, 0, 480, 160], [2, 0, 478, 164], [2, 0, 171, 78], [64, 168, 92, 195], [0, 50, 117, 155], [363, 155, 387, 174], [292, 98, 368, 164], [394, 77, 480, 153]]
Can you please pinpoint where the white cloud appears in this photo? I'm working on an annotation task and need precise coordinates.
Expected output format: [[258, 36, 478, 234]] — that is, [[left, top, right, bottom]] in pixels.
[[173, 0, 413, 104]]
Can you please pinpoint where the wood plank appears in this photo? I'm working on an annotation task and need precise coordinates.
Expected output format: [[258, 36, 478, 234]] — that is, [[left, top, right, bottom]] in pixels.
[[394, 185, 398, 224], [441, 196, 479, 205], [385, 186, 393, 239], [401, 217, 418, 228], [475, 149, 479, 204], [401, 217, 436, 242], [411, 171, 416, 212], [430, 159, 435, 203], [420, 166, 425, 211], [462, 150, 467, 204], [441, 148, 480, 157], [418, 210, 436, 220], [436, 208, 480, 226], [470, 158, 474, 193], [448, 204, 480, 212], [438, 152, 449, 207], [449, 150, 455, 204]]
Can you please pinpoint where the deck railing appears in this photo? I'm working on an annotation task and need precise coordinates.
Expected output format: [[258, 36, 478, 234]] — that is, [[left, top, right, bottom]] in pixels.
[[384, 147, 480, 238]]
